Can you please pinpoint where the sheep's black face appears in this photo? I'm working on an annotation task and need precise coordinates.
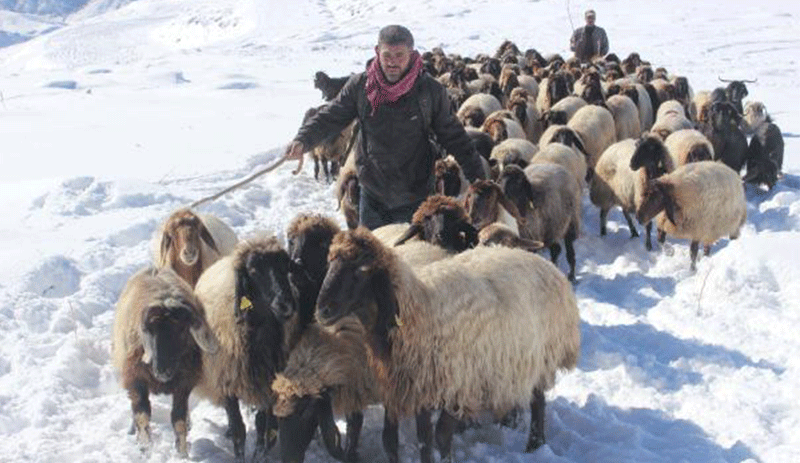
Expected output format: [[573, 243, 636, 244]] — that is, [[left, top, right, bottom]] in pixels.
[[465, 185, 498, 231], [316, 257, 374, 326], [726, 82, 748, 105], [142, 305, 194, 383], [241, 251, 297, 323], [278, 395, 323, 463], [422, 210, 477, 252], [637, 181, 670, 225], [710, 102, 740, 131], [288, 230, 333, 286], [436, 166, 462, 197], [498, 166, 531, 214]]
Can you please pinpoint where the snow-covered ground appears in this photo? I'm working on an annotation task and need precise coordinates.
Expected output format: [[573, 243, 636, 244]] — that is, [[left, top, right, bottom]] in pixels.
[[1, 0, 799, 461]]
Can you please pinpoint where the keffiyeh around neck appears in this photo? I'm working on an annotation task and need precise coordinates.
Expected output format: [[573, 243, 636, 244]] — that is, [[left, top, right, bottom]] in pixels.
[[365, 50, 424, 115]]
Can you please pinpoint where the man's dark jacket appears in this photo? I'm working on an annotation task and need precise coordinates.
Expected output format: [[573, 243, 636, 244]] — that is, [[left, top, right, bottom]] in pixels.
[[294, 71, 484, 208], [570, 25, 609, 62]]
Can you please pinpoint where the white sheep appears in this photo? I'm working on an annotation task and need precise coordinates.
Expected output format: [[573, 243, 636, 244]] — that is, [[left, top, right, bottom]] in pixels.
[[567, 104, 618, 168], [530, 142, 589, 189], [606, 94, 642, 140], [112, 266, 218, 456], [663, 129, 714, 167], [590, 135, 675, 250], [499, 163, 582, 280], [315, 228, 580, 462], [650, 99, 694, 140], [547, 95, 587, 124], [490, 137, 538, 171], [151, 208, 238, 287], [457, 93, 502, 128], [637, 160, 747, 270]]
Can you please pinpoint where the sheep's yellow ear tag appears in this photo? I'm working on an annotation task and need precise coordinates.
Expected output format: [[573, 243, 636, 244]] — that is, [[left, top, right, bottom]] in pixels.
[[240, 296, 253, 312], [394, 314, 404, 327]]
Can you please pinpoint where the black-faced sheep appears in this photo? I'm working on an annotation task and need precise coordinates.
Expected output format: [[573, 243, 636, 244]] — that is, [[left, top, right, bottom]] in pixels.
[[499, 164, 582, 280], [152, 208, 238, 288], [590, 135, 675, 250], [194, 236, 300, 462], [112, 266, 219, 457], [743, 110, 784, 190], [314, 71, 350, 102], [464, 179, 525, 238], [273, 315, 380, 463], [315, 228, 580, 463], [700, 101, 749, 173], [393, 195, 478, 252], [637, 161, 747, 270]]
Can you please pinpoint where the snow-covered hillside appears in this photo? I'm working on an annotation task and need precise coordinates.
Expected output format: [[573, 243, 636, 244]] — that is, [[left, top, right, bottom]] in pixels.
[[1, 1, 799, 462]]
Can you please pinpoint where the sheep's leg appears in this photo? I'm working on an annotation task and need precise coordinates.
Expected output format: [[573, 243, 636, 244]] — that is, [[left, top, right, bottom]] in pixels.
[[314, 156, 321, 180], [253, 407, 278, 463], [599, 208, 608, 236], [382, 412, 400, 463], [525, 388, 546, 452], [171, 386, 191, 457], [658, 229, 667, 244], [323, 159, 331, 183], [344, 411, 364, 462], [548, 243, 561, 266], [704, 244, 711, 256], [331, 160, 340, 179], [435, 410, 459, 463], [690, 240, 700, 272], [318, 397, 345, 461], [622, 210, 639, 238], [224, 396, 246, 463], [416, 409, 434, 463], [128, 379, 151, 449], [645, 221, 653, 251], [565, 224, 578, 282]]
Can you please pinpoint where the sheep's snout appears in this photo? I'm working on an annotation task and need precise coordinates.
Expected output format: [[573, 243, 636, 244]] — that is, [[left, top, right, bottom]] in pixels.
[[179, 246, 199, 266]]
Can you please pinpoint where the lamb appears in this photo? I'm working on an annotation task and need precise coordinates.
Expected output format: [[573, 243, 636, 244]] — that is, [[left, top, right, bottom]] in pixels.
[[590, 135, 675, 250], [112, 266, 219, 457], [499, 164, 582, 280], [314, 228, 580, 463], [273, 316, 381, 463], [151, 208, 238, 288], [567, 104, 618, 168], [636, 161, 747, 270], [393, 195, 478, 252], [457, 93, 503, 128], [663, 129, 714, 167], [194, 235, 300, 462], [605, 94, 642, 140]]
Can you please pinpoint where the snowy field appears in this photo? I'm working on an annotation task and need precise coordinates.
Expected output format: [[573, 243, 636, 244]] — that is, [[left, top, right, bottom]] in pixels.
[[1, 0, 799, 462]]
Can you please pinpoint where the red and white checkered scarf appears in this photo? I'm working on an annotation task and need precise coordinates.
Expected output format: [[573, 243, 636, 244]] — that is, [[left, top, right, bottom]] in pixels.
[[365, 50, 424, 115]]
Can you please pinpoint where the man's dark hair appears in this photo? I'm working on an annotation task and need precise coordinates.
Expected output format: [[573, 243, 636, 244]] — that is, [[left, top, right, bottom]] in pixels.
[[378, 25, 414, 48]]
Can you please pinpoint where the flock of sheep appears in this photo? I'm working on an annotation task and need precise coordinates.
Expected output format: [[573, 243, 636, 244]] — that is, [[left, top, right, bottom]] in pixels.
[[111, 40, 785, 463]]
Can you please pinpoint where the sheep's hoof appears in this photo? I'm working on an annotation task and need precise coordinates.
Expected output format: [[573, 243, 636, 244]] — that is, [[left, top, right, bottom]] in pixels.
[[251, 445, 269, 463], [525, 435, 545, 453]]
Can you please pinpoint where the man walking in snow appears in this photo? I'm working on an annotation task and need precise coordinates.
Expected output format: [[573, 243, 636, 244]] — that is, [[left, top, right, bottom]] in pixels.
[[570, 9, 610, 63], [283, 25, 485, 229]]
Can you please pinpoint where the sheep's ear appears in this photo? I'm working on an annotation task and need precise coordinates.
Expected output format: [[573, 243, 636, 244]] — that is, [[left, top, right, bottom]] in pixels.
[[159, 233, 172, 266], [198, 222, 220, 254], [517, 238, 545, 252], [190, 310, 219, 354], [141, 328, 156, 364], [394, 224, 423, 246], [370, 270, 399, 361]]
